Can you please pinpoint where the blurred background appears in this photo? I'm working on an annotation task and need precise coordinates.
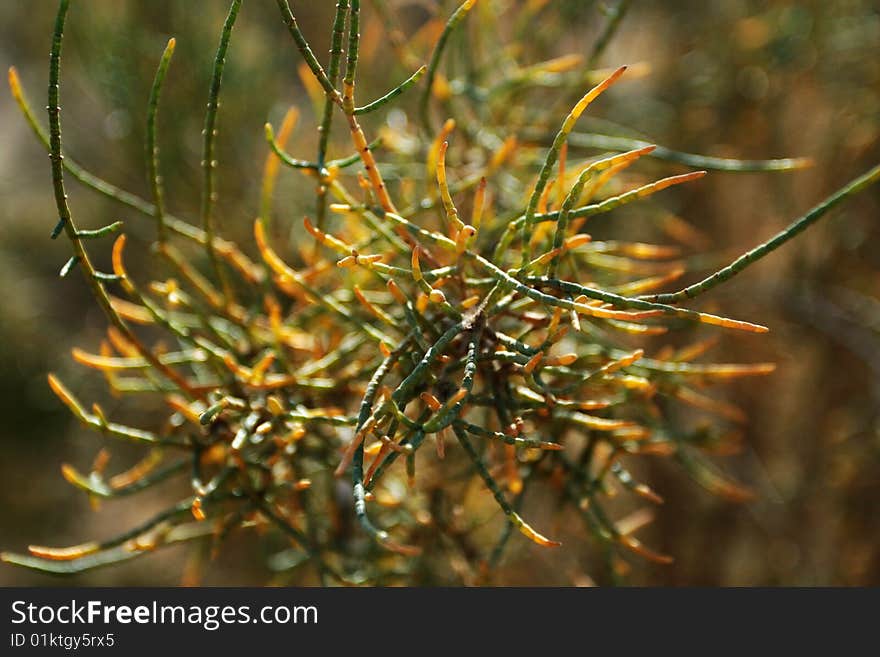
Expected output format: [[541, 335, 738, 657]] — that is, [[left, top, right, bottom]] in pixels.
[[0, 0, 877, 586]]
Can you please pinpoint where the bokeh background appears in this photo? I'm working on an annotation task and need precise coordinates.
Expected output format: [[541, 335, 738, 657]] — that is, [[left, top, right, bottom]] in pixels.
[[0, 0, 877, 586]]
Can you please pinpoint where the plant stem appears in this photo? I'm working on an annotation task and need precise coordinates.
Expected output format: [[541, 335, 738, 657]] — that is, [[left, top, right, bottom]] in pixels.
[[644, 163, 880, 304]]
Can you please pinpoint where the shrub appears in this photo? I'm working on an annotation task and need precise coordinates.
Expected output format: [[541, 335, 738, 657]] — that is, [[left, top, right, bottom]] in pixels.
[[3, 0, 878, 585]]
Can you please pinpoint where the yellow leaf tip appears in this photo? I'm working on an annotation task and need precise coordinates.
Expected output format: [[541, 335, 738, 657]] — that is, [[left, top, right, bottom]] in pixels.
[[27, 542, 100, 561]]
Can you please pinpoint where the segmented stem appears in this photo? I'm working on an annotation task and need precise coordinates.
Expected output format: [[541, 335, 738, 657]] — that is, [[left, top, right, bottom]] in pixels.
[[201, 0, 241, 303], [146, 37, 175, 243], [275, 0, 340, 100], [318, 0, 348, 166], [419, 0, 477, 134], [316, 0, 349, 229], [452, 424, 559, 548], [46, 0, 196, 397], [645, 163, 880, 304], [548, 169, 593, 278], [519, 66, 626, 267], [354, 65, 426, 115], [561, 131, 813, 172]]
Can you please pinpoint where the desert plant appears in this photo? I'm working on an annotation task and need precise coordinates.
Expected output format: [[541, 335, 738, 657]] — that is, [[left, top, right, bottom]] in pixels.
[[3, 0, 878, 585]]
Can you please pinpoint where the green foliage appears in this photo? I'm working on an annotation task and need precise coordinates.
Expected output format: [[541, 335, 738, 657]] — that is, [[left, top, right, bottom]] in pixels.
[[3, 0, 878, 585]]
